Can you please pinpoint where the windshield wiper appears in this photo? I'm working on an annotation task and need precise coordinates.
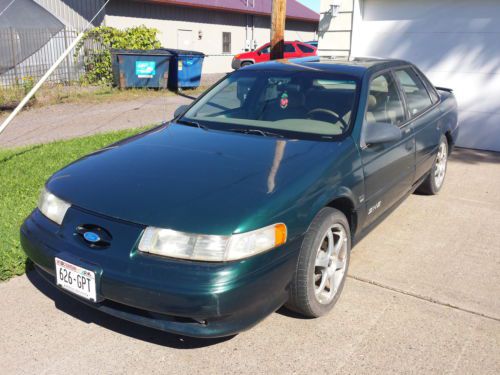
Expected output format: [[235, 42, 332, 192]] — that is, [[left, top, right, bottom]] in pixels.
[[228, 128, 284, 138], [176, 119, 209, 131]]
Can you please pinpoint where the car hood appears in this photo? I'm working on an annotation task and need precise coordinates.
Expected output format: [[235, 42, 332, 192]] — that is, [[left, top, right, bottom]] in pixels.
[[47, 124, 345, 235]]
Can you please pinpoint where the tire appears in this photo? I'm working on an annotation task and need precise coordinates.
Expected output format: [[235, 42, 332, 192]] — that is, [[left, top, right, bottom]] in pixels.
[[286, 207, 351, 318], [241, 61, 253, 67], [416, 135, 448, 195]]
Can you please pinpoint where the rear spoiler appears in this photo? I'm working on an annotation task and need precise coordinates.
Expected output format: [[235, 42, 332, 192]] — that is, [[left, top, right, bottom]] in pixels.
[[435, 86, 453, 93]]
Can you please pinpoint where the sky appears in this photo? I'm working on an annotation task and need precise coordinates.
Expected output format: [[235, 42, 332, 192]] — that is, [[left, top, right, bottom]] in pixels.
[[298, 0, 320, 13]]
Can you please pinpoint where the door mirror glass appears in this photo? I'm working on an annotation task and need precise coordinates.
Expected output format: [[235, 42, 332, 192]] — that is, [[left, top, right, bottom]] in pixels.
[[174, 105, 189, 118], [364, 122, 402, 145]]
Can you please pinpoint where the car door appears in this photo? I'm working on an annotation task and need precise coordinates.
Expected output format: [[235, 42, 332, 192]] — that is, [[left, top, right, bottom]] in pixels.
[[393, 67, 442, 182], [360, 71, 416, 226], [257, 45, 271, 63]]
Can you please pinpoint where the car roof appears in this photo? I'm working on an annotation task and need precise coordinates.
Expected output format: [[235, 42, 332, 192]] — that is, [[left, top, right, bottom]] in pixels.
[[242, 57, 411, 78]]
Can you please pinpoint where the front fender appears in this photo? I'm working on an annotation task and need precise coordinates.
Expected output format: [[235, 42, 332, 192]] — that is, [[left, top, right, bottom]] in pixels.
[[304, 178, 363, 238]]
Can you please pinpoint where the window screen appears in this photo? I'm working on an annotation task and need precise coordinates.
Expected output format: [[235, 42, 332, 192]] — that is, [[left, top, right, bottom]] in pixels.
[[222, 32, 231, 53], [284, 43, 296, 53]]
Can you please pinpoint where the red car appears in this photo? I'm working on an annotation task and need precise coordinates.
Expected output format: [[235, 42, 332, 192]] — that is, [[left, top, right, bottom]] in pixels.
[[231, 41, 317, 69]]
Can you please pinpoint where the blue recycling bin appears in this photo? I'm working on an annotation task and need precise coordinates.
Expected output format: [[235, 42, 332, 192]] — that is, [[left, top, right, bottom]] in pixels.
[[111, 49, 172, 89], [161, 49, 205, 90]]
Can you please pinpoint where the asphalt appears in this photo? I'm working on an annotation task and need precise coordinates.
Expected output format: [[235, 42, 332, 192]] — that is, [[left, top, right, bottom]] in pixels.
[[0, 150, 499, 374]]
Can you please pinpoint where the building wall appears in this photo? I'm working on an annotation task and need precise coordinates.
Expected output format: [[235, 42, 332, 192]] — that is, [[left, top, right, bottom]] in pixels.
[[35, 0, 105, 29], [319, 0, 500, 152], [105, 1, 318, 74], [317, 0, 355, 58]]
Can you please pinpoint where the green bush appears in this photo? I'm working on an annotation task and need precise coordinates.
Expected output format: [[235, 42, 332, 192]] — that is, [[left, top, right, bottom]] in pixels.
[[75, 25, 161, 85]]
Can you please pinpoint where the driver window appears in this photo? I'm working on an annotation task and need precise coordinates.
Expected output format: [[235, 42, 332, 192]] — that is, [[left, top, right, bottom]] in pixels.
[[366, 73, 405, 126]]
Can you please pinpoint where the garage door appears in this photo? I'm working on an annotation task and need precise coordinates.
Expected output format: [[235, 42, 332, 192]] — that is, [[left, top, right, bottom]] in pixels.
[[352, 0, 500, 152]]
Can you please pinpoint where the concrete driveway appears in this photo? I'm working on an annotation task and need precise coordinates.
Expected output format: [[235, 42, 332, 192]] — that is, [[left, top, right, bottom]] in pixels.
[[1, 148, 499, 374]]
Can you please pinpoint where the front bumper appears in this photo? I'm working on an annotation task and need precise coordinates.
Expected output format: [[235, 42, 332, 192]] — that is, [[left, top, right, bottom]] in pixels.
[[21, 208, 301, 338]]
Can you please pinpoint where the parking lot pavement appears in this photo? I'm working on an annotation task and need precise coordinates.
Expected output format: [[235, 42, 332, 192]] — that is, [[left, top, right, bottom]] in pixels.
[[1, 148, 499, 374]]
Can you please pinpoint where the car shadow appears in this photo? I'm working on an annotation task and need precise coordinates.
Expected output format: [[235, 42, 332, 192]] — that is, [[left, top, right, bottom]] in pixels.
[[450, 147, 500, 165], [24, 262, 234, 349], [275, 306, 312, 320]]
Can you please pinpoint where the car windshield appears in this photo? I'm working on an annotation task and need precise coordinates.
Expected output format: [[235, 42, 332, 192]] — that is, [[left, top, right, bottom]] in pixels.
[[181, 69, 359, 140]]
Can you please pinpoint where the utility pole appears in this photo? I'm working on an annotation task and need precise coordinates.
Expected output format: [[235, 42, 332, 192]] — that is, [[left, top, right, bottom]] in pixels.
[[270, 0, 287, 60]]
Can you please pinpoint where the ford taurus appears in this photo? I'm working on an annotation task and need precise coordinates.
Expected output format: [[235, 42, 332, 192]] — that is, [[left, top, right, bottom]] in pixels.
[[21, 58, 459, 338]]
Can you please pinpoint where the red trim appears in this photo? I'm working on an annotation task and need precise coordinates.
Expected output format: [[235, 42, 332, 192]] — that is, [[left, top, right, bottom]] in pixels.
[[129, 0, 319, 23]]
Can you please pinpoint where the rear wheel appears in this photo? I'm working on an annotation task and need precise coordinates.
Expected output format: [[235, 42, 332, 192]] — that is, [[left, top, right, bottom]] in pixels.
[[286, 208, 350, 318], [417, 135, 448, 195]]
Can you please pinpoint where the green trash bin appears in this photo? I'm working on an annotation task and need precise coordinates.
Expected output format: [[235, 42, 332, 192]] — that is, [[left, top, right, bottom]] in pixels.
[[111, 49, 172, 89]]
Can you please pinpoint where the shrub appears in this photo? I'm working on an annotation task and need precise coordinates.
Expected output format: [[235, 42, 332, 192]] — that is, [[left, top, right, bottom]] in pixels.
[[75, 25, 161, 85]]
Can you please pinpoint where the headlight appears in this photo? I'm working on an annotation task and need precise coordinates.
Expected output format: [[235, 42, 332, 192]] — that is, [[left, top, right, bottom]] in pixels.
[[38, 187, 71, 225], [138, 223, 287, 261]]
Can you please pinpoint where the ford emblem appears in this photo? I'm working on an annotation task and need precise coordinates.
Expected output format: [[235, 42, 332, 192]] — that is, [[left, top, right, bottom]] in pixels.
[[83, 231, 101, 243]]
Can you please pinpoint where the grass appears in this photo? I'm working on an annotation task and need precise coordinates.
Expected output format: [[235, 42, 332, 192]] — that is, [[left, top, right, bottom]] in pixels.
[[0, 127, 149, 281]]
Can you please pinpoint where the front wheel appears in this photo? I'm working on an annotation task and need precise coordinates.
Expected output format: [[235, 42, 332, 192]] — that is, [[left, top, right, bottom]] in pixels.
[[417, 135, 448, 195], [286, 208, 351, 318]]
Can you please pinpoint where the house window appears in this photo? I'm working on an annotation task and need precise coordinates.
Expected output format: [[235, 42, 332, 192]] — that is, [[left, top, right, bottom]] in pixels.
[[222, 32, 231, 53]]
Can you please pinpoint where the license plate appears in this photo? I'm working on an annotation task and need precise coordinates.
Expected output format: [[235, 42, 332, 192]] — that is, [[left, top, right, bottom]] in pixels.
[[55, 258, 96, 302]]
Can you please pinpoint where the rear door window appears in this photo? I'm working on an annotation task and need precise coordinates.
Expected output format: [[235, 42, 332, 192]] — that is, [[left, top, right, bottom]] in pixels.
[[284, 43, 296, 53], [366, 73, 406, 126], [394, 68, 433, 117]]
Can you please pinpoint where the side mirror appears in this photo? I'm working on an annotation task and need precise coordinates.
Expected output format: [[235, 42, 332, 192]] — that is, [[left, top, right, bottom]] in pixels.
[[257, 50, 262, 55], [364, 122, 402, 145], [174, 105, 189, 119]]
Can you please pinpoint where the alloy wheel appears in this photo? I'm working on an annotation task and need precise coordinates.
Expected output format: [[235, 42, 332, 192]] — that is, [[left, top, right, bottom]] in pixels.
[[313, 224, 348, 305], [434, 141, 448, 189]]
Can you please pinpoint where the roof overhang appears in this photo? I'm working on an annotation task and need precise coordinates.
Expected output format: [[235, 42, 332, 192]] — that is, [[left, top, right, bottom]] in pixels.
[[130, 0, 320, 23]]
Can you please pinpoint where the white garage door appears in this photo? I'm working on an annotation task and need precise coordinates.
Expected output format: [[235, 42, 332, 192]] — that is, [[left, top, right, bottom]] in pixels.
[[352, 0, 500, 151]]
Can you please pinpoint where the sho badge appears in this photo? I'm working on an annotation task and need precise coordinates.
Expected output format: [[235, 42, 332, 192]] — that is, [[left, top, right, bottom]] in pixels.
[[368, 201, 382, 215]]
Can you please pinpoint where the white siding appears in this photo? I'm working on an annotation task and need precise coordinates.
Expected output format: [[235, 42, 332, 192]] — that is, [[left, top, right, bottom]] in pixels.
[[319, 0, 500, 151], [105, 1, 317, 74], [318, 0, 354, 57], [352, 0, 500, 152]]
